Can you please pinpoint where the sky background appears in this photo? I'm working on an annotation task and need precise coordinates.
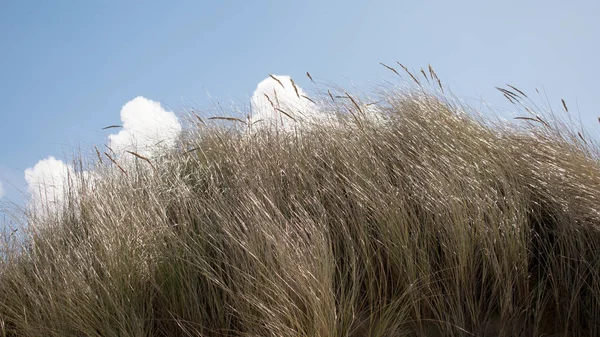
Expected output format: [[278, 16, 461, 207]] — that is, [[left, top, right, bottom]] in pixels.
[[0, 0, 599, 213]]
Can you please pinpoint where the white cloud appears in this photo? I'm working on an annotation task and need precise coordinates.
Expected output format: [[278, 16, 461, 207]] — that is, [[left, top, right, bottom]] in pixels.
[[108, 96, 182, 158], [24, 157, 97, 221], [0, 181, 4, 198], [250, 75, 325, 131], [24, 96, 180, 221], [24, 156, 74, 218]]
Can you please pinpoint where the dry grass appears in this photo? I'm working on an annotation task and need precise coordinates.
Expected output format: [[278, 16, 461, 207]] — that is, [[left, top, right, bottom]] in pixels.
[[1, 79, 599, 337]]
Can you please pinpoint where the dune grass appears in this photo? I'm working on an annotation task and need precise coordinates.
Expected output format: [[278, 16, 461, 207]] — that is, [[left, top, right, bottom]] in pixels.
[[1, 78, 600, 337]]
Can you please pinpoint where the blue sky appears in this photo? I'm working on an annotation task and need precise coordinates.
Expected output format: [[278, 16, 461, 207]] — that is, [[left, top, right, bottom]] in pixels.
[[0, 0, 599, 210]]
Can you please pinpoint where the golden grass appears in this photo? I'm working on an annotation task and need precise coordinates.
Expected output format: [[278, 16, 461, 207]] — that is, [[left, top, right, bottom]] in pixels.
[[1, 78, 599, 337]]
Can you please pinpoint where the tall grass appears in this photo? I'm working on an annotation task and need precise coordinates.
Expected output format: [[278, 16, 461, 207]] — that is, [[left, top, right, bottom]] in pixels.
[[1, 79, 599, 336]]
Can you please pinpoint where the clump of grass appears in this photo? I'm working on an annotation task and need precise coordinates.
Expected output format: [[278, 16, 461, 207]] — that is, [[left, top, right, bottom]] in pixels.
[[1, 73, 600, 337]]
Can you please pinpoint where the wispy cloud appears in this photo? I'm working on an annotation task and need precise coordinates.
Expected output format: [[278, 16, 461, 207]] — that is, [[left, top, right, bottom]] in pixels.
[[0, 181, 4, 198], [108, 96, 182, 158]]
